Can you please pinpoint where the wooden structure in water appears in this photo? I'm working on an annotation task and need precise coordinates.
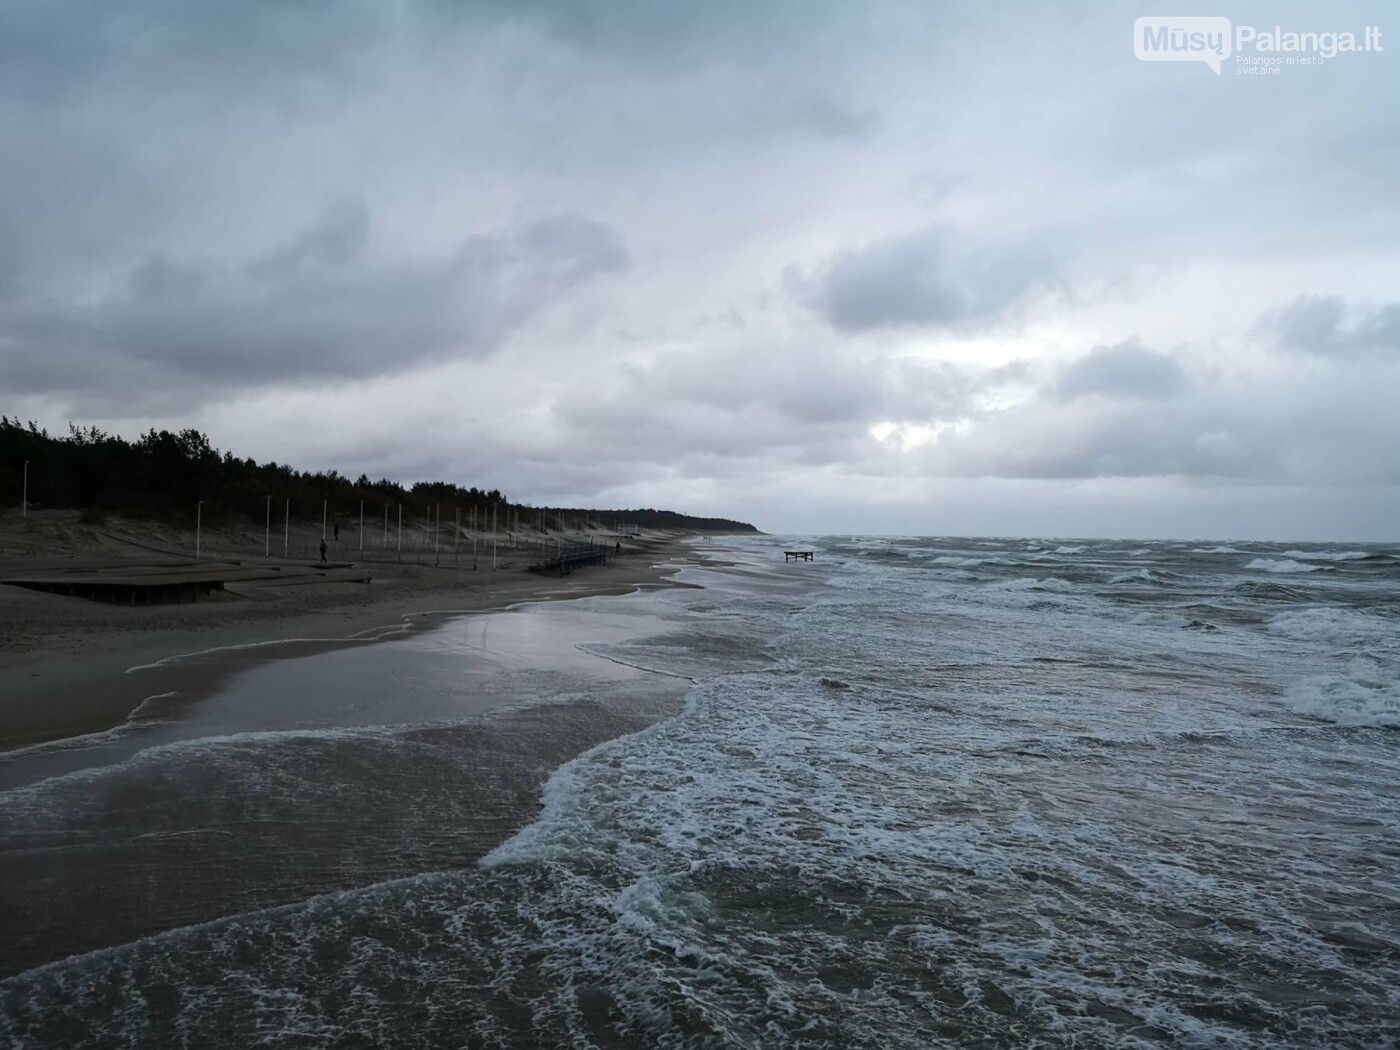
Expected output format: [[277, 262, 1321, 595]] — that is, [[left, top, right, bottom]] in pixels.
[[528, 541, 611, 577], [784, 551, 815, 562]]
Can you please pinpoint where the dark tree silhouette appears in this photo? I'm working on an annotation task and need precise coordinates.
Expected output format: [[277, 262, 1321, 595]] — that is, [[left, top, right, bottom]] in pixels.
[[0, 417, 759, 534]]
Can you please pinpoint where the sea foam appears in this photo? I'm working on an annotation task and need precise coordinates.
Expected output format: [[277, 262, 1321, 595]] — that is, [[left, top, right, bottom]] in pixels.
[[1245, 558, 1319, 574], [1267, 607, 1396, 647], [1281, 549, 1371, 562], [1285, 665, 1400, 727]]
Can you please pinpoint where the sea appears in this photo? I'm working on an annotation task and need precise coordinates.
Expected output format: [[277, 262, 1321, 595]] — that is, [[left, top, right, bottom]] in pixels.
[[2, 534, 1398, 1048]]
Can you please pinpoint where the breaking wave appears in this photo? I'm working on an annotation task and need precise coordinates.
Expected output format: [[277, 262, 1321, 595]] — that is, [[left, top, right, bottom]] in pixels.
[[1267, 607, 1396, 647], [1281, 549, 1372, 562], [1245, 558, 1320, 574], [1284, 661, 1400, 728]]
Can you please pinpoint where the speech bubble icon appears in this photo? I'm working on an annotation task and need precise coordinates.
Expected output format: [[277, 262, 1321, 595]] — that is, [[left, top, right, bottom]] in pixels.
[[1134, 16, 1232, 75]]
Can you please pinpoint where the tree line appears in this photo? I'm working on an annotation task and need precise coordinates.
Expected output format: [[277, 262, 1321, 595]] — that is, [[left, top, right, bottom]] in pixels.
[[0, 418, 757, 533]]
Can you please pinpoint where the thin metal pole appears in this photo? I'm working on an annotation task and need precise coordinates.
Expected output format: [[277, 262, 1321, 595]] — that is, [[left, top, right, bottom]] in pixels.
[[195, 500, 202, 561], [434, 503, 440, 567], [454, 507, 460, 565], [284, 499, 289, 558], [21, 460, 28, 518], [322, 499, 327, 540], [359, 501, 364, 552], [492, 504, 498, 570], [383, 504, 388, 549], [397, 504, 402, 561], [265, 496, 270, 557]]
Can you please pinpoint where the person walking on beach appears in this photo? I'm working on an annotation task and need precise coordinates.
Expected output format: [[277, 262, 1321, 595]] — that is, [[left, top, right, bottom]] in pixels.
[[319, 538, 327, 563], [333, 523, 339, 541]]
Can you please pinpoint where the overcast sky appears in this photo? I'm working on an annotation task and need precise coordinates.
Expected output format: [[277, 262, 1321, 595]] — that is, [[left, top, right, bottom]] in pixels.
[[3, 1, 1398, 538]]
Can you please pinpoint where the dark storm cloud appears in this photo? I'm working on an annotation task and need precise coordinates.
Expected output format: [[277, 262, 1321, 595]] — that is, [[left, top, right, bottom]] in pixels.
[[0, 207, 629, 403], [1258, 295, 1400, 360], [0, 0, 384, 102], [250, 198, 371, 278], [1, 0, 1397, 537], [798, 227, 1061, 332], [1049, 341, 1189, 402]]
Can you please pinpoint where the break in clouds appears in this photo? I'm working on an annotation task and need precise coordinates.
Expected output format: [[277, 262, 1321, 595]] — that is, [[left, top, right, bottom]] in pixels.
[[1, 0, 1398, 537]]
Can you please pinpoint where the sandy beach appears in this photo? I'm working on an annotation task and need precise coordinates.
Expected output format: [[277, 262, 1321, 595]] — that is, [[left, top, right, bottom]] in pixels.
[[0, 514, 720, 974], [0, 511, 698, 749]]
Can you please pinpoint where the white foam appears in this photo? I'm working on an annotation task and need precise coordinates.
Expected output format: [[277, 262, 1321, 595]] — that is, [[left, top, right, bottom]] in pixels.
[[984, 576, 1073, 593], [123, 633, 394, 673], [1053, 545, 1086, 555], [1282, 549, 1370, 562], [1267, 607, 1396, 647], [1244, 558, 1319, 574], [1110, 569, 1156, 584], [1192, 545, 1242, 554], [1285, 664, 1400, 727]]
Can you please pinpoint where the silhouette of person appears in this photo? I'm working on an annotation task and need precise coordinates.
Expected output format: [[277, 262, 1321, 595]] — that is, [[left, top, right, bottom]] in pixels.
[[319, 539, 327, 563], [334, 524, 339, 541]]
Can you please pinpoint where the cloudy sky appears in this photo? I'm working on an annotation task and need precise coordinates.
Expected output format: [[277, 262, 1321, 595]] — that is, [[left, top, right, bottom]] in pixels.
[[2, 1, 1397, 538]]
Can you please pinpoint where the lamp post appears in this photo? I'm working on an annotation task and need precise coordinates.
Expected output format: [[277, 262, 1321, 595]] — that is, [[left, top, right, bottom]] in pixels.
[[265, 495, 271, 557], [195, 500, 203, 561], [21, 460, 28, 518]]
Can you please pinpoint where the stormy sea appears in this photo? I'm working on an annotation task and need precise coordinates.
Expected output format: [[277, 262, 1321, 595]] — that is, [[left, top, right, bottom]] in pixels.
[[2, 535, 1398, 1048]]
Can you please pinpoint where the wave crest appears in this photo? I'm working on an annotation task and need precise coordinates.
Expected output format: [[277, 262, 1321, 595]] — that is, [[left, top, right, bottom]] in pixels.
[[1246, 558, 1319, 574]]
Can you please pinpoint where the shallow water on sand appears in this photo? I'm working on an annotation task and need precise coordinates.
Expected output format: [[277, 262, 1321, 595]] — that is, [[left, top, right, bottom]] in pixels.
[[4, 536, 1400, 1047]]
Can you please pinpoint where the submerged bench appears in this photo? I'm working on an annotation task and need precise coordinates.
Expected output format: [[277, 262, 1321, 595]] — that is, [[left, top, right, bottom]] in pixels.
[[784, 551, 814, 562]]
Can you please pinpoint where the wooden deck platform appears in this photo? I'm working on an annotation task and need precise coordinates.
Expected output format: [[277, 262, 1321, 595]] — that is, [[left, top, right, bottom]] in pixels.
[[527, 542, 611, 577], [0, 559, 370, 605]]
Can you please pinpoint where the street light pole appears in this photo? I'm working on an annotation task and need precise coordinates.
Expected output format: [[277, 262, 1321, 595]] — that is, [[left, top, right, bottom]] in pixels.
[[196, 500, 203, 561], [265, 495, 271, 557], [21, 460, 28, 518]]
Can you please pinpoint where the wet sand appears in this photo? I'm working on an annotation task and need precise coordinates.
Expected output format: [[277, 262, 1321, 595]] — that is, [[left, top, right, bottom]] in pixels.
[[0, 534, 692, 749], [0, 537, 710, 975]]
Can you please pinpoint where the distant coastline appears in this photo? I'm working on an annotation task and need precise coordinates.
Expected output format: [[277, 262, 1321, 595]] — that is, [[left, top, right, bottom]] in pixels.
[[0, 417, 759, 536]]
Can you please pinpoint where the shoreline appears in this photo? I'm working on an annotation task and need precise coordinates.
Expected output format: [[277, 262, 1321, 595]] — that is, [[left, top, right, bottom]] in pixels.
[[0, 534, 700, 751]]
